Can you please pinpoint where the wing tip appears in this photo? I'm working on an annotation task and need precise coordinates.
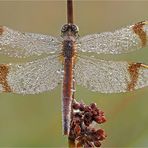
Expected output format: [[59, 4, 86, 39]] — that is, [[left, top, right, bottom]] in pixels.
[[141, 20, 148, 25], [141, 63, 148, 69]]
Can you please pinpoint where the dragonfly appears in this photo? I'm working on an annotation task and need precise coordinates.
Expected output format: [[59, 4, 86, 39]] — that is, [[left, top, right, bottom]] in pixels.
[[0, 1, 148, 136]]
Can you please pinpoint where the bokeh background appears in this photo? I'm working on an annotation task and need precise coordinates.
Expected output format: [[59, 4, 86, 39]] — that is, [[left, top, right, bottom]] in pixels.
[[0, 0, 148, 147]]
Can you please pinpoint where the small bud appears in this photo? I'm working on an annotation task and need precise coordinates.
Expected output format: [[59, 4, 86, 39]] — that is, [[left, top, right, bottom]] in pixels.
[[94, 141, 101, 147]]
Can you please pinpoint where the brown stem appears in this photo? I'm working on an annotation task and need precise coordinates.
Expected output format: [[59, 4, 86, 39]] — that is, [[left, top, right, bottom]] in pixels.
[[67, 0, 73, 24], [67, 0, 75, 146]]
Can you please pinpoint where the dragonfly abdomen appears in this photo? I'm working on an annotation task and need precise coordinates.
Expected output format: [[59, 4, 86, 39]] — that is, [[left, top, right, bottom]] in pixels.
[[62, 36, 77, 135], [62, 58, 74, 135]]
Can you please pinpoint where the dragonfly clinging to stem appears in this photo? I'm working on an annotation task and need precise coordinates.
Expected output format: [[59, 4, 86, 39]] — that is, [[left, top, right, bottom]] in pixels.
[[0, 0, 148, 136]]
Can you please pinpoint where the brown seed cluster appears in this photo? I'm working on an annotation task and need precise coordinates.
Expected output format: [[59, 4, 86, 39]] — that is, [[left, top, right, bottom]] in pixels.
[[0, 64, 11, 92], [127, 63, 141, 91], [69, 100, 107, 147], [133, 21, 147, 47]]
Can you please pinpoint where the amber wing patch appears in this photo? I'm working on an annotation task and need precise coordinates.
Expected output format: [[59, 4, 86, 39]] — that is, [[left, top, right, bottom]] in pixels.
[[0, 64, 11, 92], [127, 63, 142, 91], [133, 21, 147, 47]]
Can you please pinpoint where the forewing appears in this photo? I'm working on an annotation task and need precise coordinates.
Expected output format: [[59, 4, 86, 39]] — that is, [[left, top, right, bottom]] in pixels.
[[78, 21, 148, 54], [0, 26, 61, 58], [75, 57, 148, 93], [0, 55, 62, 94]]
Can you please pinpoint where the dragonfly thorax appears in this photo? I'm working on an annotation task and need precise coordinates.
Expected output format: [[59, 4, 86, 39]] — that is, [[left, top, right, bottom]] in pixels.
[[62, 39, 76, 59]]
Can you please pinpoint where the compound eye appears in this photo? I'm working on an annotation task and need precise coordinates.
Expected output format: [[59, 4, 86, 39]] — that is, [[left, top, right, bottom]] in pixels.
[[61, 24, 69, 32], [71, 24, 79, 32]]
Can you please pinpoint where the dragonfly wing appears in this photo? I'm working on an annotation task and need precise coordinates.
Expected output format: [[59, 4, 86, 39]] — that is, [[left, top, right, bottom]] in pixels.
[[78, 21, 148, 54], [0, 26, 61, 58], [0, 55, 62, 94], [75, 56, 148, 93]]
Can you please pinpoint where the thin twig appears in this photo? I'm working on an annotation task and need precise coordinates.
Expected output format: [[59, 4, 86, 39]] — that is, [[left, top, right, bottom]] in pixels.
[[67, 0, 73, 24]]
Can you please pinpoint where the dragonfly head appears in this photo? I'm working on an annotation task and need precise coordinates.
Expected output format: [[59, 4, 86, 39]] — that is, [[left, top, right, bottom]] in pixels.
[[61, 23, 79, 38]]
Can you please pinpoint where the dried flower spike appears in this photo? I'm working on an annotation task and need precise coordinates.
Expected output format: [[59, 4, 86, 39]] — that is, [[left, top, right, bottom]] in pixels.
[[69, 99, 107, 147]]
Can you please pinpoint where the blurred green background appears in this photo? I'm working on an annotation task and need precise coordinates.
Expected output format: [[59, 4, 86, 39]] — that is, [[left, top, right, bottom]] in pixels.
[[0, 0, 148, 147]]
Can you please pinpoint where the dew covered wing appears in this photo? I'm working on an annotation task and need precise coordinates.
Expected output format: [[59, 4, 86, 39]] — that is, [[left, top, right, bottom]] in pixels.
[[78, 21, 148, 54], [75, 57, 148, 93], [0, 55, 62, 94], [0, 26, 60, 58]]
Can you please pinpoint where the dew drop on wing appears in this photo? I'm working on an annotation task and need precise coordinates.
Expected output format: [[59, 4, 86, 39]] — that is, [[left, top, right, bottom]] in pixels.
[[61, 70, 64, 74], [56, 69, 61, 74], [90, 55, 94, 58], [49, 51, 56, 54], [71, 89, 76, 92]]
